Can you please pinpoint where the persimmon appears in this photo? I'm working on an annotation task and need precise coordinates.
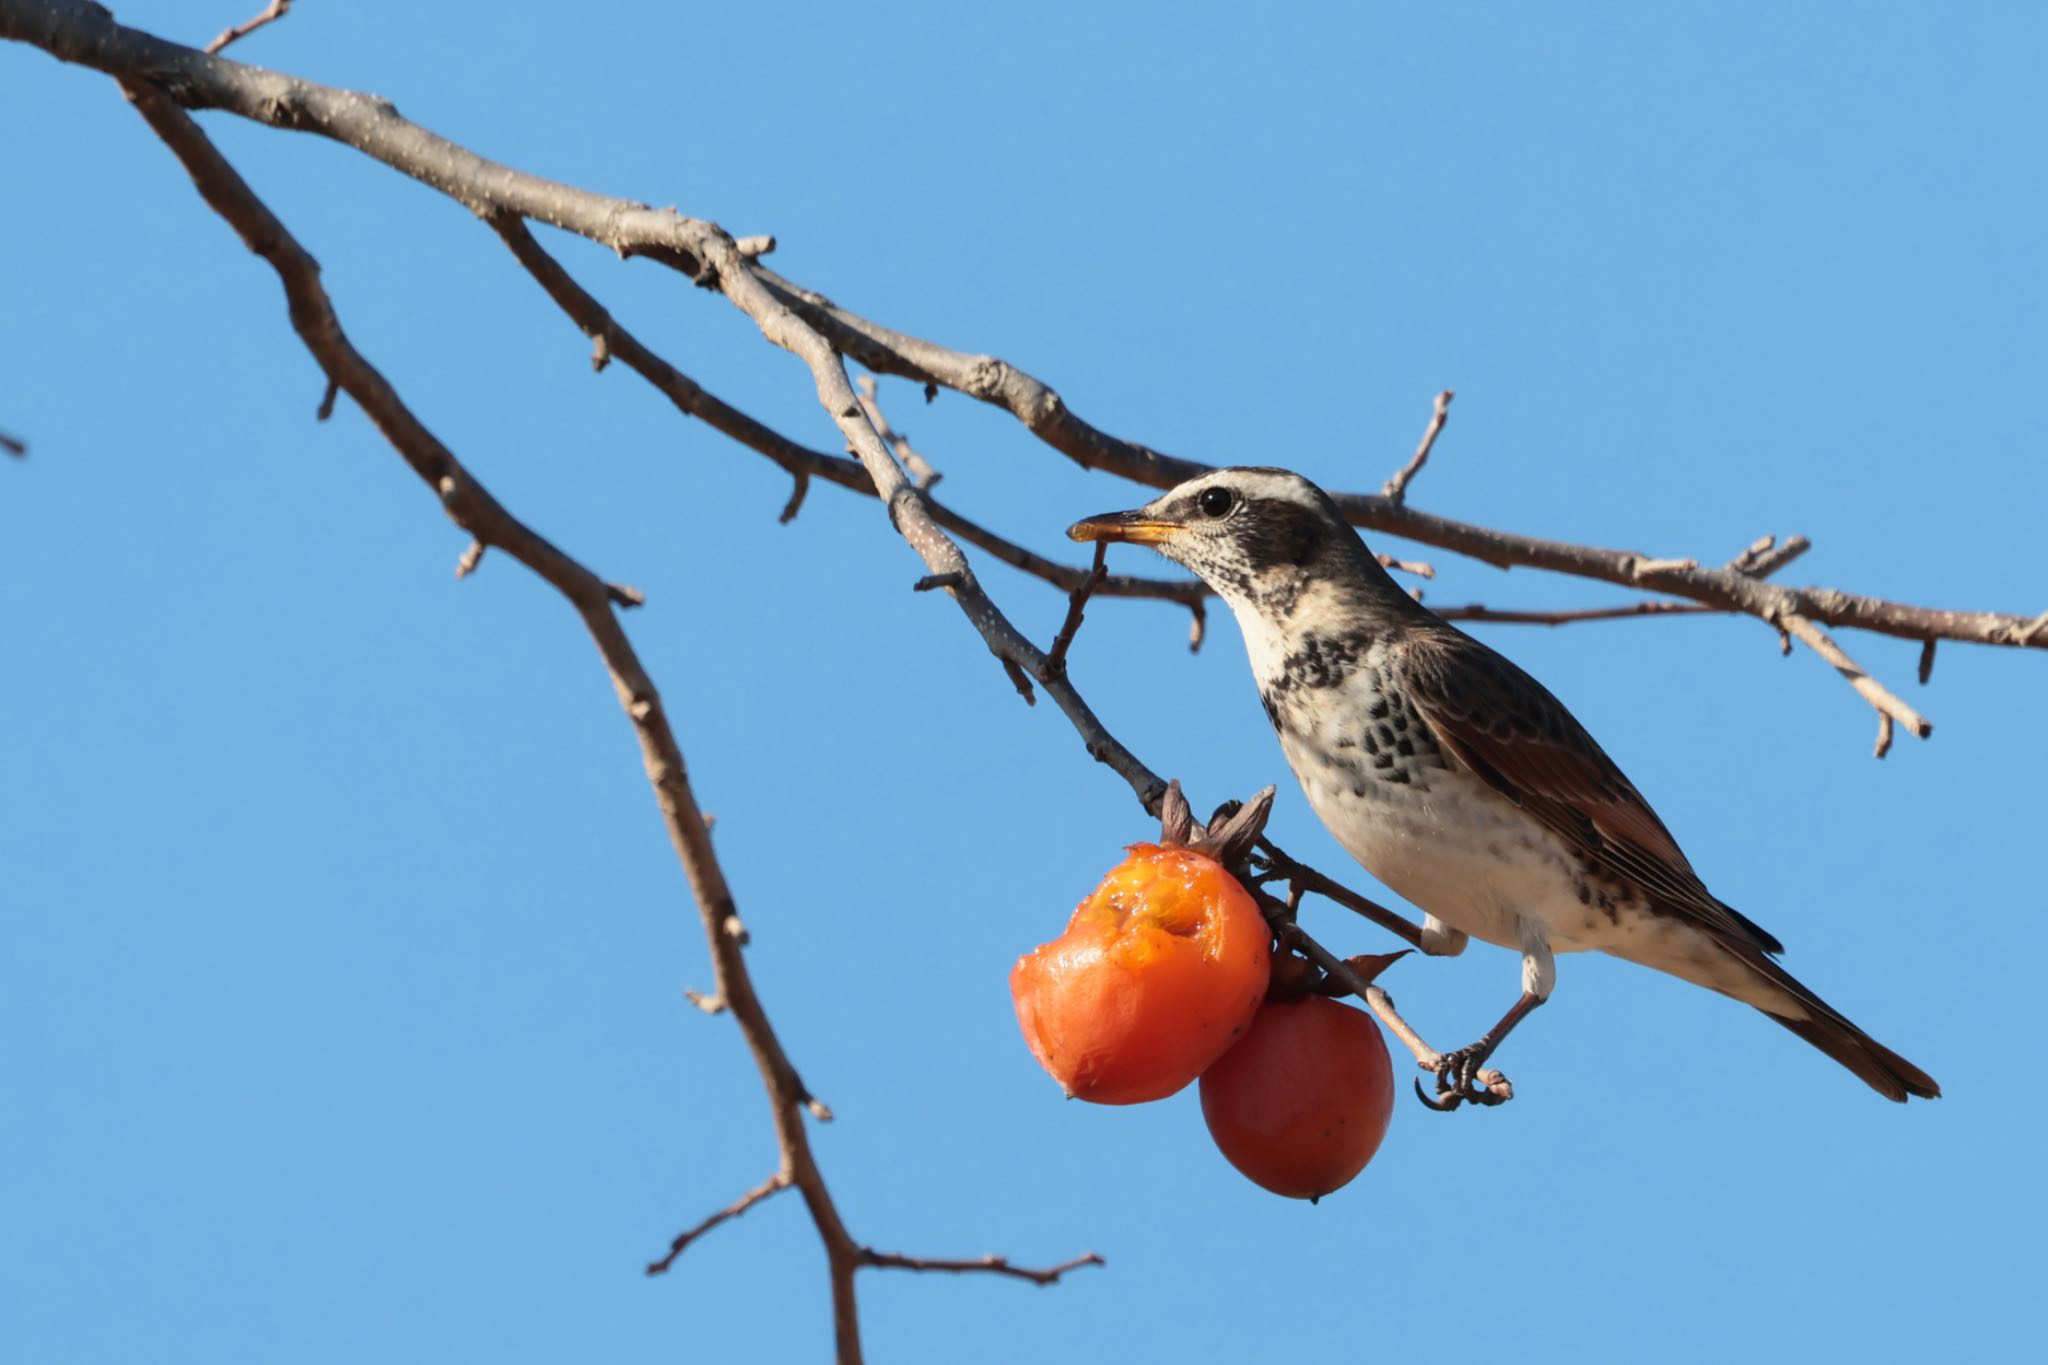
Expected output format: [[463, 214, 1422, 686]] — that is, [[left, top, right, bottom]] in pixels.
[[1199, 995, 1393, 1200], [1012, 842, 1272, 1105]]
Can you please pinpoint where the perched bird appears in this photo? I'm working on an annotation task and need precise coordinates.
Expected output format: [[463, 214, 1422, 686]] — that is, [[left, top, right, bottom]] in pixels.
[[1069, 468, 1938, 1108]]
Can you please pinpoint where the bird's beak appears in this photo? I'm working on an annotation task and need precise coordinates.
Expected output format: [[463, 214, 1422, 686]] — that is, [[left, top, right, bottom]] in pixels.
[[1065, 509, 1178, 545]]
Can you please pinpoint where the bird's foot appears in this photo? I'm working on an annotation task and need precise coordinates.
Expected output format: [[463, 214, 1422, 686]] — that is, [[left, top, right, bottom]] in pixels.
[[1414, 1045, 1514, 1112]]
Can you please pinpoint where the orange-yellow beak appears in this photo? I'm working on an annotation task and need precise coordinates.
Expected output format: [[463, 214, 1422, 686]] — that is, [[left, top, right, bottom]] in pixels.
[[1065, 510, 1178, 545]]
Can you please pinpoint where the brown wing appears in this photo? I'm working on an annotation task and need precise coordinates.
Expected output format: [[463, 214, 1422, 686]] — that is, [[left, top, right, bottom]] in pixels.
[[1398, 627, 1785, 956]]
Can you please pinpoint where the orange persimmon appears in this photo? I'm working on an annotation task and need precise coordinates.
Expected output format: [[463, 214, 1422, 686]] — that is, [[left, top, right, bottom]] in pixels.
[[1012, 843, 1272, 1105], [1198, 995, 1393, 1200]]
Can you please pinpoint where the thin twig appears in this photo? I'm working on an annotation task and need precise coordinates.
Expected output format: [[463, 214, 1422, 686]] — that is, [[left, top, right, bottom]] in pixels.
[[1433, 600, 1719, 627], [862, 1249, 1106, 1287], [1377, 552, 1436, 579], [1729, 533, 1812, 579], [1778, 612, 1933, 750], [1046, 541, 1108, 678], [646, 1172, 792, 1275], [0, 429, 25, 457], [1255, 836, 1425, 948], [856, 376, 941, 488], [203, 0, 288, 55], [780, 470, 810, 524], [1382, 389, 1453, 504]]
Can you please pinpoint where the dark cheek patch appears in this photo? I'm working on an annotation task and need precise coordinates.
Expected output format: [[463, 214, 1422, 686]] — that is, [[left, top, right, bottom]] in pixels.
[[1239, 502, 1324, 572]]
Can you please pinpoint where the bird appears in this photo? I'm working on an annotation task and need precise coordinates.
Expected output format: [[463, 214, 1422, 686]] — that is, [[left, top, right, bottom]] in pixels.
[[1067, 467, 1939, 1109]]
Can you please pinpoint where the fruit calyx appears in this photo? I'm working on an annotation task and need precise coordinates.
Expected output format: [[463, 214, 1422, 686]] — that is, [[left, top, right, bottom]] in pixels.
[[1154, 779, 1274, 873]]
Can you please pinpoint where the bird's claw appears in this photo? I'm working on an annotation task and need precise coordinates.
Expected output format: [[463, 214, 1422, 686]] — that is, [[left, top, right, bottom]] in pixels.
[[1413, 1047, 1514, 1112]]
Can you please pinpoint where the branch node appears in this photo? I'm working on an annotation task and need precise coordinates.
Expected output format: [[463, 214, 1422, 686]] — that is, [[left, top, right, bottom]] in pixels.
[[734, 234, 778, 259], [1874, 712, 1895, 760], [590, 332, 611, 372], [721, 912, 750, 946], [606, 581, 647, 609], [1187, 600, 1207, 653], [454, 539, 485, 579], [913, 572, 964, 593], [1918, 638, 1937, 686], [683, 988, 727, 1015], [315, 378, 339, 421]]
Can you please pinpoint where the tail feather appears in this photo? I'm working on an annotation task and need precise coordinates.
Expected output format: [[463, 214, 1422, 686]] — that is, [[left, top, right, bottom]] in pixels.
[[1763, 1010, 1941, 1102], [1732, 945, 1940, 1101]]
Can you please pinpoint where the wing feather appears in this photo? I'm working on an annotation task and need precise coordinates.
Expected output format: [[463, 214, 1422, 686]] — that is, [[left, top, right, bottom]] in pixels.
[[1400, 629, 1785, 956]]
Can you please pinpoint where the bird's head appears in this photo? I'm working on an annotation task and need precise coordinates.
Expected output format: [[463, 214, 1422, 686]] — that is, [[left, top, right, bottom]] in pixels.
[[1067, 467, 1396, 624]]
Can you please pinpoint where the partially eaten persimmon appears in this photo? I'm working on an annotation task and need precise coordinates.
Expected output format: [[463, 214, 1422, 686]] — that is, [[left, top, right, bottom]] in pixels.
[[1012, 842, 1272, 1105]]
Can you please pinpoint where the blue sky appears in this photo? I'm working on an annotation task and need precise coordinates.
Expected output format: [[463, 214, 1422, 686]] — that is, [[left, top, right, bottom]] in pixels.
[[4, 3, 2044, 1361]]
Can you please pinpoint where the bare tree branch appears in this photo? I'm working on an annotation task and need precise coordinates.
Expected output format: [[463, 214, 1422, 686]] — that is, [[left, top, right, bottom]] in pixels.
[[11, 0, 2039, 757], [486, 214, 1200, 611], [5, 0, 2034, 683], [7, 3, 2040, 1344], [108, 73, 1091, 1365]]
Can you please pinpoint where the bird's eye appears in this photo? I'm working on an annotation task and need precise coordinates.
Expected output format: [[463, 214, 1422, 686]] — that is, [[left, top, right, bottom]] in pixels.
[[1197, 487, 1236, 519]]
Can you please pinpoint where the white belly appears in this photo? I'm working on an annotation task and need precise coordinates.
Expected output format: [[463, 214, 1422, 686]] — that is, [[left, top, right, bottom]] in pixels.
[[1290, 749, 1595, 953]]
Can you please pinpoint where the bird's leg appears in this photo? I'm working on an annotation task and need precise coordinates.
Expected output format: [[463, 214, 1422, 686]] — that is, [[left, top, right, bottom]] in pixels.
[[1417, 992, 1544, 1111], [1417, 923, 1552, 1112]]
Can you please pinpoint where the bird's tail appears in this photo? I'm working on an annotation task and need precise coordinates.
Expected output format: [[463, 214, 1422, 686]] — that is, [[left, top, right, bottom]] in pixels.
[[1763, 1010, 1941, 1102], [1743, 952, 1940, 1102]]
